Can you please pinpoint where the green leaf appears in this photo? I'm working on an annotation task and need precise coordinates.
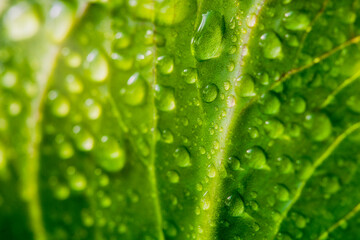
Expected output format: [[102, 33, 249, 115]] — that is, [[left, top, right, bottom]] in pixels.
[[1, 0, 360, 239]]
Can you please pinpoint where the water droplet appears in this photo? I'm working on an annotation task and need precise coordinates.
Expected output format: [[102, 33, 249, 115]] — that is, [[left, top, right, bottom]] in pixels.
[[264, 118, 284, 139], [112, 53, 134, 71], [167, 170, 180, 183], [226, 95, 236, 108], [155, 85, 176, 111], [49, 92, 71, 117], [95, 136, 126, 172], [114, 31, 131, 49], [304, 113, 332, 141], [191, 11, 224, 61], [54, 184, 70, 200], [84, 49, 109, 82], [283, 11, 310, 31], [274, 184, 290, 201], [321, 175, 340, 194], [46, 1, 74, 43], [84, 98, 102, 120], [65, 74, 83, 94], [155, 0, 190, 26], [174, 147, 191, 167], [225, 194, 244, 217], [157, 55, 174, 75], [248, 127, 259, 139], [202, 84, 218, 103], [346, 95, 360, 113], [290, 96, 306, 114], [57, 141, 74, 159], [72, 125, 94, 151], [182, 68, 198, 84], [163, 221, 178, 237], [275, 156, 294, 174], [236, 75, 255, 97], [207, 164, 216, 178], [260, 32, 282, 59], [245, 146, 269, 170], [4, 2, 40, 41], [161, 129, 174, 143], [202, 191, 211, 210], [1, 71, 17, 89], [120, 73, 146, 106], [69, 172, 87, 191], [246, 13, 257, 28], [260, 92, 281, 115]]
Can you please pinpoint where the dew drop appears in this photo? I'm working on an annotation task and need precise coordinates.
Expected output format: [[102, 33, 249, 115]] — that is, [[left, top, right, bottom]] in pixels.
[[155, 85, 176, 111], [304, 113, 332, 141], [236, 75, 255, 97], [65, 74, 83, 94], [260, 92, 281, 115], [245, 146, 269, 170], [72, 125, 94, 151], [174, 147, 191, 167], [4, 2, 40, 41], [274, 184, 290, 201], [95, 136, 126, 172], [120, 73, 146, 106], [264, 118, 284, 139], [225, 194, 245, 217], [283, 11, 310, 31], [259, 32, 282, 59], [157, 55, 174, 75], [167, 170, 180, 183], [84, 49, 109, 82], [191, 11, 224, 61], [84, 98, 102, 120], [46, 1, 74, 43], [202, 84, 218, 103], [182, 68, 198, 84], [290, 96, 306, 114], [114, 31, 131, 50], [69, 172, 87, 191], [346, 95, 360, 113]]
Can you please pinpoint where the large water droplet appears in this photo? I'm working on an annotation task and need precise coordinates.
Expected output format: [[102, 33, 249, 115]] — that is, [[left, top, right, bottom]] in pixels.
[[84, 49, 109, 82], [4, 2, 40, 41], [155, 85, 176, 111], [260, 92, 281, 115], [191, 11, 224, 61], [202, 84, 218, 103], [69, 172, 87, 191], [245, 146, 269, 170], [236, 75, 255, 97], [46, 1, 74, 43], [260, 32, 282, 59], [120, 73, 146, 106], [174, 147, 191, 167], [264, 118, 284, 139], [157, 55, 174, 75], [304, 113, 332, 141], [283, 11, 310, 31], [225, 194, 245, 217], [167, 170, 180, 183], [96, 136, 126, 172], [72, 125, 94, 151], [155, 0, 190, 26], [274, 184, 290, 201]]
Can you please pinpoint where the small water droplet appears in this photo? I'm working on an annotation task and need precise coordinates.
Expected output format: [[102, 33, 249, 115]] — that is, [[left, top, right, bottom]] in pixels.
[[236, 75, 255, 97], [167, 170, 180, 183], [245, 146, 269, 170]]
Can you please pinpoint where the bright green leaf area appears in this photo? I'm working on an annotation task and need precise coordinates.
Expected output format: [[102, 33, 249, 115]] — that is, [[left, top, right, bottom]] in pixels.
[[1, 0, 360, 239]]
